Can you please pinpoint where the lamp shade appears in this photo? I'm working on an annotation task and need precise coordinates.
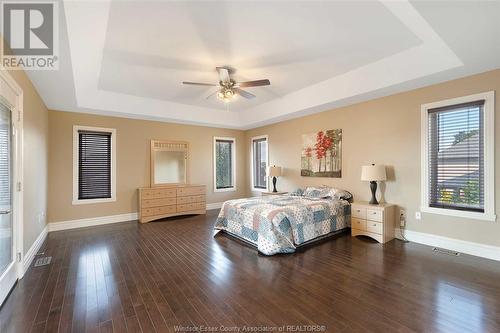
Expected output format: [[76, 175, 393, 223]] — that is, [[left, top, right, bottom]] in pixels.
[[361, 165, 386, 181], [266, 165, 282, 177]]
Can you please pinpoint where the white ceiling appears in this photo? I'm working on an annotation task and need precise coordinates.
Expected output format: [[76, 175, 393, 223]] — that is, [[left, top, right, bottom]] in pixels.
[[26, 0, 500, 129]]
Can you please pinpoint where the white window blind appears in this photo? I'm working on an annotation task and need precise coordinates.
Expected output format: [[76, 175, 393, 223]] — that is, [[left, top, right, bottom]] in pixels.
[[428, 100, 484, 213]]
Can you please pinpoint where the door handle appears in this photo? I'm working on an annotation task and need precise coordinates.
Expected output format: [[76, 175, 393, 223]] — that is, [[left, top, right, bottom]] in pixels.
[[0, 210, 11, 214]]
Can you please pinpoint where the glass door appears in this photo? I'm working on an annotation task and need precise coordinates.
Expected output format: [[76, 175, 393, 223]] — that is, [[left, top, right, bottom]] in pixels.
[[0, 102, 15, 307]]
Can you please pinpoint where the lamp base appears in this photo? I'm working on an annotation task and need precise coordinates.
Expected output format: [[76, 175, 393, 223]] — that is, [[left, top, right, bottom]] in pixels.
[[369, 181, 378, 205], [272, 177, 278, 192]]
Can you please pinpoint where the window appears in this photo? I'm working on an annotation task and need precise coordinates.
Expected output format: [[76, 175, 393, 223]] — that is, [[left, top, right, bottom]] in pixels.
[[213, 137, 236, 192], [251, 135, 268, 191], [0, 104, 11, 210], [73, 126, 116, 204], [421, 92, 495, 221]]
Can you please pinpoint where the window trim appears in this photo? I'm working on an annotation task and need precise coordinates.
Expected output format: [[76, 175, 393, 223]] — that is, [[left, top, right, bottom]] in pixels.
[[420, 91, 495, 221], [251, 135, 269, 192], [72, 125, 116, 205], [0, 69, 25, 280], [213, 136, 236, 193]]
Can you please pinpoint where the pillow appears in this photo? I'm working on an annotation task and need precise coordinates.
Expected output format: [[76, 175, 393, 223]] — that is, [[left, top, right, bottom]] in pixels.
[[303, 186, 330, 198], [327, 188, 353, 201], [289, 188, 305, 196]]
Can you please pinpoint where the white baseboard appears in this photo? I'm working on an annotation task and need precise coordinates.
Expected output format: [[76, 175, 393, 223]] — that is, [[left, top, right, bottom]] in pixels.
[[48, 202, 223, 232], [206, 202, 223, 210], [48, 213, 138, 232], [395, 228, 500, 262], [22, 225, 48, 278], [47, 203, 223, 233]]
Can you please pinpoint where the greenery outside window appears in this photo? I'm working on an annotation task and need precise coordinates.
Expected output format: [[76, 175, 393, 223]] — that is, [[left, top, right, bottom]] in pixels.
[[213, 137, 236, 192]]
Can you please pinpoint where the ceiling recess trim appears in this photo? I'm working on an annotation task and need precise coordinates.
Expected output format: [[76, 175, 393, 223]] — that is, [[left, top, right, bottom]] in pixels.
[[64, 0, 462, 130]]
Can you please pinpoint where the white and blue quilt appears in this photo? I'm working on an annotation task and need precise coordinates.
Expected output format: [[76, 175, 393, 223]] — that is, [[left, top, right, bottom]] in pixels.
[[214, 195, 351, 255]]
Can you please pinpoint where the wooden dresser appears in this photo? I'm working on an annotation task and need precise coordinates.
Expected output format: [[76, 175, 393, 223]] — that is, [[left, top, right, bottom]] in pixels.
[[138, 184, 206, 223], [351, 201, 396, 243]]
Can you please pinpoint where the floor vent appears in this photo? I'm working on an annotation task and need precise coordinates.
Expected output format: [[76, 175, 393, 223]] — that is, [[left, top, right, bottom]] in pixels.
[[34, 256, 52, 267], [433, 247, 460, 257]]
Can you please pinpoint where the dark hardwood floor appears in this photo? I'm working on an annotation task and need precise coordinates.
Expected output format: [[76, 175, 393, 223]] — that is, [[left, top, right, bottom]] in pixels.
[[1, 209, 500, 333]]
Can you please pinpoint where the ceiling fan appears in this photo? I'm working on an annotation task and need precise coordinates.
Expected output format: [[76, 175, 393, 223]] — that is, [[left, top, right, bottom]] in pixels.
[[182, 67, 271, 102]]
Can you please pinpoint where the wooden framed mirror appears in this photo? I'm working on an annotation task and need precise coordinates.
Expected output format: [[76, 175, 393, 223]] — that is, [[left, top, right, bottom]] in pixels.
[[150, 140, 189, 187]]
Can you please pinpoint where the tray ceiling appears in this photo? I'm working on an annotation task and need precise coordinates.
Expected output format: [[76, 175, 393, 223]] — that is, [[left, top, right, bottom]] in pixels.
[[25, 0, 500, 129]]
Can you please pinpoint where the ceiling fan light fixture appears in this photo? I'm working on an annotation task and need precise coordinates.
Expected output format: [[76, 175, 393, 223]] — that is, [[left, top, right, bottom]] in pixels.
[[217, 88, 236, 102], [183, 66, 270, 102]]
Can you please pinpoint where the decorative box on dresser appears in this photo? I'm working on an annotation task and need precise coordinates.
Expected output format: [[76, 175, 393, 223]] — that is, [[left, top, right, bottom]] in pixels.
[[138, 184, 206, 223], [351, 201, 396, 243]]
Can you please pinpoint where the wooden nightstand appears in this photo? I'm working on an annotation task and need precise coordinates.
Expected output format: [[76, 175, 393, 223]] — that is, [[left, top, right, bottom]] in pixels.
[[351, 201, 396, 243], [261, 191, 288, 196]]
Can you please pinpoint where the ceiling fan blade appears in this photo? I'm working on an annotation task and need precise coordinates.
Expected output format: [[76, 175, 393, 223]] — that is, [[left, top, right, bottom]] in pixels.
[[182, 81, 217, 86], [206, 89, 219, 100], [237, 79, 270, 88], [216, 67, 230, 83], [235, 88, 255, 99]]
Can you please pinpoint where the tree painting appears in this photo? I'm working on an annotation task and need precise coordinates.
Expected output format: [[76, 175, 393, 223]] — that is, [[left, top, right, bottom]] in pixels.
[[301, 129, 342, 177]]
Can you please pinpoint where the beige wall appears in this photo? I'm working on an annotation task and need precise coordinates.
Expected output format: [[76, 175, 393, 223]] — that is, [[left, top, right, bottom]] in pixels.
[[48, 111, 247, 222], [245, 69, 500, 247], [3, 31, 496, 253], [4, 70, 49, 255]]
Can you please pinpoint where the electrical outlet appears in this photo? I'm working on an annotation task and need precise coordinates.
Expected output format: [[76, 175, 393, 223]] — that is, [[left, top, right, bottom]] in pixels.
[[399, 210, 406, 226], [415, 211, 422, 220], [37, 211, 46, 225]]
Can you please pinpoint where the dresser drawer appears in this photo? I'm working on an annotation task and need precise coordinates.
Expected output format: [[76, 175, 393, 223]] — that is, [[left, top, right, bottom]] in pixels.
[[351, 218, 366, 231], [142, 197, 176, 208], [141, 190, 155, 200], [192, 202, 205, 211], [176, 204, 189, 212], [141, 188, 176, 199], [366, 209, 384, 222], [141, 205, 176, 217], [177, 202, 205, 212], [366, 221, 383, 234], [156, 205, 176, 215], [177, 195, 205, 205], [153, 188, 176, 198], [352, 206, 366, 219], [141, 207, 157, 217], [177, 186, 205, 197]]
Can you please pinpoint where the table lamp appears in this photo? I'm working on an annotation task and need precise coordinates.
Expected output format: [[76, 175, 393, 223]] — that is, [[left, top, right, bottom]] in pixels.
[[267, 165, 282, 192], [361, 164, 387, 205]]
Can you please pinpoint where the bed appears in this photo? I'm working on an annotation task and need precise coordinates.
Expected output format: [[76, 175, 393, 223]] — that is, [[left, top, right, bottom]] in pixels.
[[214, 192, 351, 255]]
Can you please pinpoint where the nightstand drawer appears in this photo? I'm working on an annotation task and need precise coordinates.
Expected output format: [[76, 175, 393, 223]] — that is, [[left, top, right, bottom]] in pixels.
[[351, 218, 366, 231], [366, 209, 383, 222], [366, 221, 383, 234], [352, 207, 366, 219]]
